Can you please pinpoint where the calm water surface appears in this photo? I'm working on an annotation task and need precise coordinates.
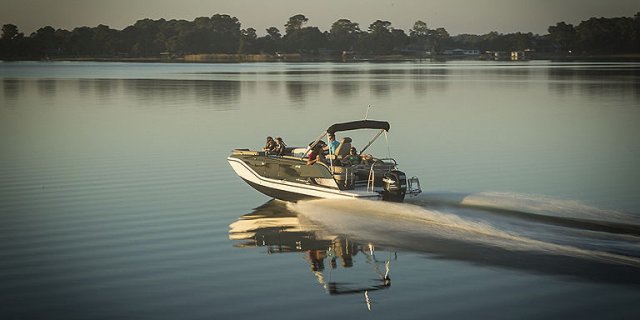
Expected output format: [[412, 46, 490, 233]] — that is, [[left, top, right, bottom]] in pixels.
[[1, 61, 640, 319]]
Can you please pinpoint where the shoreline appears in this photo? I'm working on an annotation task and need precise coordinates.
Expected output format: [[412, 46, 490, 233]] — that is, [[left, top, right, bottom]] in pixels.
[[3, 53, 640, 63]]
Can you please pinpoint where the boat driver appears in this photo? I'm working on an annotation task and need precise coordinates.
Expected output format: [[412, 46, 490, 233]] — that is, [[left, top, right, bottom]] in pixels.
[[325, 133, 340, 155]]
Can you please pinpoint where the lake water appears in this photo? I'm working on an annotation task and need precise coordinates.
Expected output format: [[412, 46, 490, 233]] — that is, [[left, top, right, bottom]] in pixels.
[[1, 61, 639, 319]]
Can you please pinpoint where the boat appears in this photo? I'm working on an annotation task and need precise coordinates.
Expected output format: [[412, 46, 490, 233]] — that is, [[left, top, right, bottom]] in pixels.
[[227, 119, 421, 202]]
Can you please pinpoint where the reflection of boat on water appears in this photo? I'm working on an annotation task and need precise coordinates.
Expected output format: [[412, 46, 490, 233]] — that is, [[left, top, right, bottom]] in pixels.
[[227, 120, 421, 202], [230, 197, 640, 309], [229, 200, 393, 297]]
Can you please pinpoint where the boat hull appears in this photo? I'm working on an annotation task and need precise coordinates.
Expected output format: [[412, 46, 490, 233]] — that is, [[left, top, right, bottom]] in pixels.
[[228, 156, 382, 202], [241, 178, 323, 202]]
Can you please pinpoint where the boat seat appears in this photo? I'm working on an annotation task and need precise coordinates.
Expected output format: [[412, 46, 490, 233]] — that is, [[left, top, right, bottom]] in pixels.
[[335, 137, 352, 159], [291, 147, 309, 158], [331, 166, 349, 174], [332, 166, 355, 190]]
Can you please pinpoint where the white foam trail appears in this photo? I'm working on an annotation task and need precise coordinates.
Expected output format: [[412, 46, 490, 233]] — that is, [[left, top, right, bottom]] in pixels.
[[289, 199, 640, 267], [416, 192, 640, 224]]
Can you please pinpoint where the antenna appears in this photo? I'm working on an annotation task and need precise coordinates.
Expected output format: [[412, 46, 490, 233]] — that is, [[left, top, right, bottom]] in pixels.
[[364, 105, 373, 120]]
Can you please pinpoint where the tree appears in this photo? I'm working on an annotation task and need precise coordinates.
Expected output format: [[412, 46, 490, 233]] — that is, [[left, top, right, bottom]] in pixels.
[[329, 19, 360, 51], [1, 24, 25, 58], [369, 20, 392, 34], [634, 12, 640, 51], [127, 18, 165, 56], [548, 22, 576, 52], [67, 26, 95, 55], [366, 20, 394, 54], [210, 14, 241, 53], [31, 26, 58, 55], [239, 27, 257, 53], [3, 11, 639, 60], [181, 28, 212, 53], [2, 24, 21, 41], [410, 20, 428, 38], [576, 17, 635, 53], [256, 27, 282, 54], [92, 24, 119, 55], [162, 19, 191, 54], [284, 27, 326, 53], [429, 27, 450, 53], [266, 27, 282, 40], [283, 15, 323, 53], [503, 32, 534, 51], [194, 17, 212, 29], [285, 14, 308, 35], [391, 29, 409, 51]]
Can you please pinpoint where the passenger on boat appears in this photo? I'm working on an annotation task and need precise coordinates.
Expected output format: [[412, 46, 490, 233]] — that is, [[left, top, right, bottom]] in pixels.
[[325, 134, 340, 155], [345, 147, 361, 165], [306, 140, 326, 156], [263, 136, 276, 153], [361, 153, 374, 165], [306, 144, 326, 165], [274, 137, 286, 156]]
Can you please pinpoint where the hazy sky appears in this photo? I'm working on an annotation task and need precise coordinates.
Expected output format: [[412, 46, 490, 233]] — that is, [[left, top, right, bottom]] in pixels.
[[2, 0, 639, 36]]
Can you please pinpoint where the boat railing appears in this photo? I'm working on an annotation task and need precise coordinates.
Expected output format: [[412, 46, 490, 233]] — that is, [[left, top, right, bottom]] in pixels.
[[375, 158, 398, 169], [367, 158, 397, 192], [330, 165, 355, 190], [232, 149, 264, 156], [407, 176, 422, 196]]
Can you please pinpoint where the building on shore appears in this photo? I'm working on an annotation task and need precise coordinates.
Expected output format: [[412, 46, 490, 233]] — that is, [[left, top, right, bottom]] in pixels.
[[443, 49, 480, 57]]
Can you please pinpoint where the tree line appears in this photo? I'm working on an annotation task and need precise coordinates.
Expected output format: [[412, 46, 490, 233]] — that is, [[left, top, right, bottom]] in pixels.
[[1, 12, 639, 60]]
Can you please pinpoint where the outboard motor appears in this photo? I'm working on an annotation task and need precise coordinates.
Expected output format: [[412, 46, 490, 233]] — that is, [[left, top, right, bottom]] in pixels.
[[382, 170, 407, 202]]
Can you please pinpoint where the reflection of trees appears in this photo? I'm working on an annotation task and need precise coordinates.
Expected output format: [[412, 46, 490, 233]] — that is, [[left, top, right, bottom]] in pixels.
[[369, 81, 391, 97], [331, 81, 358, 98], [3, 79, 21, 102], [75, 79, 119, 100], [96, 79, 115, 96], [122, 79, 241, 110], [267, 78, 281, 95], [77, 78, 92, 96], [285, 81, 317, 104], [36, 79, 56, 97], [547, 66, 640, 99], [409, 67, 449, 95], [367, 68, 407, 97], [193, 80, 241, 110]]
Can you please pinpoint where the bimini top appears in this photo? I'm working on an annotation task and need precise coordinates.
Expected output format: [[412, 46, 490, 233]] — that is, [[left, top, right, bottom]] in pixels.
[[326, 120, 390, 135]]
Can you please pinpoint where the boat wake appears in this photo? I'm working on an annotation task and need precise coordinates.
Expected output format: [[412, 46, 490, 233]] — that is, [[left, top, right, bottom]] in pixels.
[[288, 193, 640, 283], [413, 192, 640, 234]]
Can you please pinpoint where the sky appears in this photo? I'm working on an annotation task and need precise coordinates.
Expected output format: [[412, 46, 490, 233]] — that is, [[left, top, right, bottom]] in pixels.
[[2, 0, 639, 36]]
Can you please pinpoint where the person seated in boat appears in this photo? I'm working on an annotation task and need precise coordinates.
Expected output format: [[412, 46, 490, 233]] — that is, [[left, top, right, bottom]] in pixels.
[[307, 144, 326, 165], [319, 140, 327, 155], [263, 136, 276, 153], [346, 151, 373, 166], [324, 134, 340, 156], [344, 147, 361, 165], [274, 137, 286, 156], [306, 140, 326, 155], [360, 153, 374, 165]]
